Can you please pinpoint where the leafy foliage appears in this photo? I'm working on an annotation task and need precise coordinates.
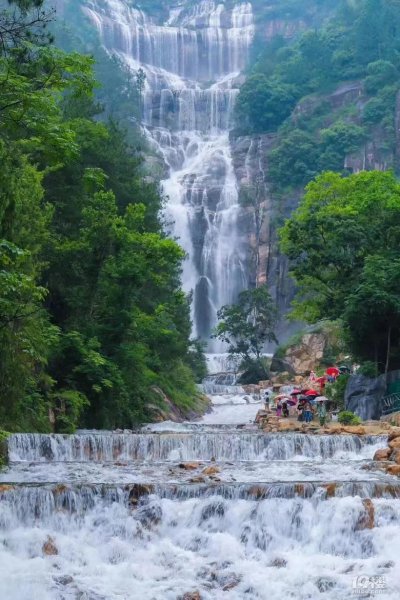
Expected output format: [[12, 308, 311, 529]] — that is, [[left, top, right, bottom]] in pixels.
[[280, 170, 400, 373], [338, 410, 362, 425], [213, 286, 277, 360], [235, 74, 296, 133], [0, 0, 203, 432], [236, 0, 400, 190], [325, 374, 349, 411]]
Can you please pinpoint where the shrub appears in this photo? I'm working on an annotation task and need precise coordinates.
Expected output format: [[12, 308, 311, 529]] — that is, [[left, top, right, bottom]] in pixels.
[[325, 373, 349, 411], [238, 357, 269, 384], [338, 410, 362, 425], [358, 361, 378, 378]]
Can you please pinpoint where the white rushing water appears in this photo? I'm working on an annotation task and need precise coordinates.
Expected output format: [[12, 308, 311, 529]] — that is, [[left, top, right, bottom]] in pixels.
[[82, 0, 254, 342], [1, 1, 400, 597], [1, 390, 400, 600]]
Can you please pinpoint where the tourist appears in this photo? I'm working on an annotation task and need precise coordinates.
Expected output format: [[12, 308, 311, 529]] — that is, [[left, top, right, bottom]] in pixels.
[[282, 400, 289, 418], [276, 399, 282, 417], [316, 399, 327, 426], [297, 396, 306, 422], [303, 400, 314, 423]]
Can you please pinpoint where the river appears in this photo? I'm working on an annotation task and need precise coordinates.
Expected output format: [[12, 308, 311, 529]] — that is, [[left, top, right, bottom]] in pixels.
[[1, 391, 400, 599]]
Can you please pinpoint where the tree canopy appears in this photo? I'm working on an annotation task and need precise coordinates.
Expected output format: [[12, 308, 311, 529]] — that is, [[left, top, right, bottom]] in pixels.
[[0, 0, 203, 432], [214, 286, 277, 360], [280, 170, 400, 372]]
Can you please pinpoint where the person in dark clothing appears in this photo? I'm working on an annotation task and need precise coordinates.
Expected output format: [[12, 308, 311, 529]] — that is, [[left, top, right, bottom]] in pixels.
[[297, 396, 306, 422], [282, 401, 289, 418]]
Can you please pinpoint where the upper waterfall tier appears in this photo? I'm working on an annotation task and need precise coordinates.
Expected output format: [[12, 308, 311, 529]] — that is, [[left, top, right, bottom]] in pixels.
[[83, 0, 254, 341], [84, 1, 254, 82]]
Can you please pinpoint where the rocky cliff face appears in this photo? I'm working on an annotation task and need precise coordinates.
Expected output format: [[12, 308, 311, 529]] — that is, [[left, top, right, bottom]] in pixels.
[[230, 133, 299, 341]]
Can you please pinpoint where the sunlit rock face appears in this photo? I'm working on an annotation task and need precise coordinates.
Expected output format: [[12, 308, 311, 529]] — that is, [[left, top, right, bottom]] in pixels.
[[83, 0, 255, 344]]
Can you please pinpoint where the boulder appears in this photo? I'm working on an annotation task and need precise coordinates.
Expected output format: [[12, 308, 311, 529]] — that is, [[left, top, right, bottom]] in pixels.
[[383, 412, 400, 426], [389, 437, 400, 450], [341, 425, 366, 435], [182, 592, 201, 600], [222, 576, 241, 591], [386, 464, 400, 476], [390, 449, 400, 465], [54, 575, 73, 586], [345, 374, 386, 420], [43, 536, 58, 556], [327, 425, 343, 434], [179, 462, 200, 470], [269, 558, 287, 568], [277, 420, 301, 432], [355, 499, 375, 530], [0, 484, 14, 493], [202, 465, 221, 476], [324, 483, 336, 498], [128, 484, 154, 507], [388, 427, 400, 441], [373, 448, 391, 461], [269, 356, 296, 375], [272, 332, 327, 375]]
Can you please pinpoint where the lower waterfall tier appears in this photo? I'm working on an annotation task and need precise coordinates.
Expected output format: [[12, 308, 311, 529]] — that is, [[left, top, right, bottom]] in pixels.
[[1, 485, 399, 599]]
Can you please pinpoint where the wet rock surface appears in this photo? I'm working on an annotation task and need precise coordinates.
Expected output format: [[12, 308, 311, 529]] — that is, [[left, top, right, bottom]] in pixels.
[[345, 373, 386, 420]]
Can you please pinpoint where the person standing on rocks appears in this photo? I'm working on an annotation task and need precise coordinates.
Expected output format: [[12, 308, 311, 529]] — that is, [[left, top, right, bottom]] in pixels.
[[316, 398, 327, 426], [303, 400, 314, 423]]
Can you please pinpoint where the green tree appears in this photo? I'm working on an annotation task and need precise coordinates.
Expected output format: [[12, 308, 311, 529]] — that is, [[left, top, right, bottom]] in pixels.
[[343, 255, 400, 374], [214, 286, 277, 360], [280, 170, 400, 372], [235, 74, 296, 133], [0, 0, 203, 432], [269, 129, 319, 188]]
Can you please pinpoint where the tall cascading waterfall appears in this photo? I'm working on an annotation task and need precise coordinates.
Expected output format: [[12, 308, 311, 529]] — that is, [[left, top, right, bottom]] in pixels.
[[82, 0, 254, 344]]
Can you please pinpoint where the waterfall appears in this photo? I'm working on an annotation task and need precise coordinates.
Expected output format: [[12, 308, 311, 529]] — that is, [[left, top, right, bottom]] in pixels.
[[8, 432, 387, 462], [2, 3, 400, 597], [83, 0, 254, 342], [2, 424, 400, 598]]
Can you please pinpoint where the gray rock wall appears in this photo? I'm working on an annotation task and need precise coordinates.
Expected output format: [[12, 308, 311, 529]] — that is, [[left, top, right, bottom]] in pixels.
[[345, 374, 386, 421]]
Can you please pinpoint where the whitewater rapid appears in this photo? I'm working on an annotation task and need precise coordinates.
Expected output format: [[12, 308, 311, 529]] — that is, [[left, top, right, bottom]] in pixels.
[[1, 390, 400, 599]]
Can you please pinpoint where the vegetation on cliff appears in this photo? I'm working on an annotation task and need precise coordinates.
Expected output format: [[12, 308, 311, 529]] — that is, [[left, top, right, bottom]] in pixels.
[[236, 0, 400, 189], [235, 0, 400, 374], [0, 0, 203, 433], [280, 170, 400, 375]]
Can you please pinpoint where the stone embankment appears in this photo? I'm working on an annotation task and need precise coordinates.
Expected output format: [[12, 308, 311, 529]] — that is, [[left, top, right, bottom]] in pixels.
[[255, 408, 391, 436]]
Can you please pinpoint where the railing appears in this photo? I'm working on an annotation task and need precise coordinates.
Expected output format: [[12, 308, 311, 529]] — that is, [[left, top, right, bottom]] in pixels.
[[381, 393, 400, 416]]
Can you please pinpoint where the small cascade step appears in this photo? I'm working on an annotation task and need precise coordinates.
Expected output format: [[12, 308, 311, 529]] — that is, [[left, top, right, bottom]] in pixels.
[[7, 432, 387, 462], [1, 480, 400, 522]]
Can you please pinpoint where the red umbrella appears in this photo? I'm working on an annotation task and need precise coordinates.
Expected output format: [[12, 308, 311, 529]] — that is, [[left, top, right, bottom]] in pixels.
[[326, 367, 340, 377], [315, 376, 326, 384], [305, 389, 319, 396]]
